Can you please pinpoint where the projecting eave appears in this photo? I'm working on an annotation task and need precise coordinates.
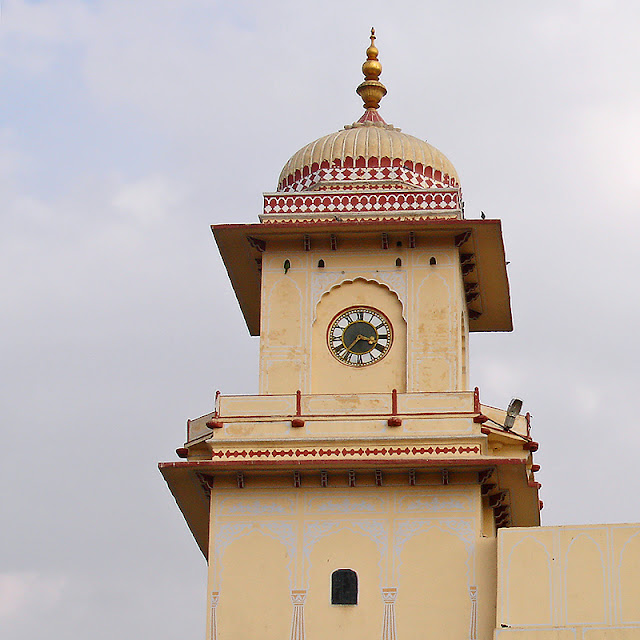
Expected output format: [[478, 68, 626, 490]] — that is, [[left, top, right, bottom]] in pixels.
[[160, 456, 533, 557], [212, 218, 512, 336]]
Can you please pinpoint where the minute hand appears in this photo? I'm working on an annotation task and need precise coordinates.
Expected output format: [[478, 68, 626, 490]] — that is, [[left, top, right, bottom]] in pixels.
[[346, 334, 368, 351]]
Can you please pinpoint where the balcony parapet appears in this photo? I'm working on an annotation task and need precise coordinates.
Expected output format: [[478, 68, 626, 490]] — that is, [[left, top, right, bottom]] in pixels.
[[187, 390, 476, 442], [185, 391, 529, 450]]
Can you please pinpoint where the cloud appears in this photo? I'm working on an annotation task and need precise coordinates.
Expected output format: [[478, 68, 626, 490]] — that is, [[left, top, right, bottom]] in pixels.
[[112, 174, 188, 226], [577, 100, 640, 207], [0, 572, 67, 620]]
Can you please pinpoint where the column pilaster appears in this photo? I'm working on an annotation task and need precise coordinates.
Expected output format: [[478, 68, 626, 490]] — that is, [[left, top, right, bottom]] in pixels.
[[209, 592, 219, 640], [381, 588, 398, 640], [469, 586, 478, 640], [290, 589, 306, 640]]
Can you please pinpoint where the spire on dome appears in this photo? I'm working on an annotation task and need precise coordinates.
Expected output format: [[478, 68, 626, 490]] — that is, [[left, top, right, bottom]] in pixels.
[[356, 28, 387, 112]]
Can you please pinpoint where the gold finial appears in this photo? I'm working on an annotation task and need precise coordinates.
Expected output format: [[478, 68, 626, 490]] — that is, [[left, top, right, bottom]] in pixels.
[[356, 27, 387, 110]]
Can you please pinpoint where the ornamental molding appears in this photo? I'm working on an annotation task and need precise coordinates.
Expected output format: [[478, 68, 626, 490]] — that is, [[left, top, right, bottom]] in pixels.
[[312, 273, 407, 323], [280, 166, 457, 193], [263, 189, 459, 216], [302, 519, 389, 587], [209, 444, 482, 461]]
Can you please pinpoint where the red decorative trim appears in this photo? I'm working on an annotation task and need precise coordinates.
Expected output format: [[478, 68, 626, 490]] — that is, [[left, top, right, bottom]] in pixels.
[[278, 164, 458, 193], [480, 427, 491, 435], [207, 444, 482, 461], [176, 447, 188, 459], [264, 190, 460, 216], [391, 388, 398, 415], [159, 457, 525, 471], [291, 418, 305, 428], [523, 441, 539, 452], [531, 464, 540, 472], [206, 420, 224, 429], [473, 387, 480, 412], [387, 417, 402, 427], [474, 414, 488, 423], [216, 218, 492, 233], [296, 390, 302, 416], [528, 481, 542, 489], [539, 500, 544, 510], [210, 410, 478, 420], [356, 109, 387, 125]]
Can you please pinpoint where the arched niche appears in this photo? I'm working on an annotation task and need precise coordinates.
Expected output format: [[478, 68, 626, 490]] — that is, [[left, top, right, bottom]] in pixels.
[[311, 279, 407, 394], [216, 530, 291, 639], [620, 530, 640, 623], [396, 525, 469, 640], [305, 528, 380, 639], [565, 534, 606, 625], [505, 536, 552, 626], [314, 276, 407, 323]]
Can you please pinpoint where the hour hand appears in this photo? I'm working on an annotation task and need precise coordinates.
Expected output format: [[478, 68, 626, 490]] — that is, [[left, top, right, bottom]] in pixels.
[[346, 335, 364, 351]]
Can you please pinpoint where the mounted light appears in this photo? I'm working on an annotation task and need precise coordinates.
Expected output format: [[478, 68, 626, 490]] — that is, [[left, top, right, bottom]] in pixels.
[[504, 398, 523, 431]]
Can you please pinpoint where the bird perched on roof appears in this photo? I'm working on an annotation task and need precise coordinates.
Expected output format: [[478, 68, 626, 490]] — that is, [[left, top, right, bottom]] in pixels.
[[480, 211, 486, 219]]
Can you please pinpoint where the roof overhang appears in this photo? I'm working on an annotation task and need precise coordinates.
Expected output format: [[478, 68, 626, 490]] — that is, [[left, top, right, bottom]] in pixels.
[[212, 218, 512, 336], [159, 455, 536, 557]]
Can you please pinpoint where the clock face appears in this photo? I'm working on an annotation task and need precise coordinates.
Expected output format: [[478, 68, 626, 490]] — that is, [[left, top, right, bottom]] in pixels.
[[328, 307, 393, 367]]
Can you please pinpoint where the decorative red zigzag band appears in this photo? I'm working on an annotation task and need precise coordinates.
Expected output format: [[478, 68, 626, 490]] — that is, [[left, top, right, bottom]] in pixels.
[[210, 445, 481, 459]]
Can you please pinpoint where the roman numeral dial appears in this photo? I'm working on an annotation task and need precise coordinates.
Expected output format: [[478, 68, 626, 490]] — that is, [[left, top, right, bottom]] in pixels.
[[328, 307, 393, 367]]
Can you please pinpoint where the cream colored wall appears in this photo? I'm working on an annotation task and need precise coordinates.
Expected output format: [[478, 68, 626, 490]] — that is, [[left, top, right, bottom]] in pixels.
[[259, 235, 469, 395], [496, 524, 640, 638], [206, 477, 494, 640], [311, 278, 407, 393]]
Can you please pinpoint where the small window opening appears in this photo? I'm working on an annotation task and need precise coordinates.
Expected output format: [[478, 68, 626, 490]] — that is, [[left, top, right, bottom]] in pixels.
[[396, 241, 403, 247], [283, 259, 291, 274], [395, 258, 402, 267], [331, 569, 358, 605], [317, 259, 325, 268], [429, 257, 437, 265]]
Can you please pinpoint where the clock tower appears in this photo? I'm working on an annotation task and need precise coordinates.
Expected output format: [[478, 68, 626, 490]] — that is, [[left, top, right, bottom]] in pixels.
[[161, 30, 541, 640]]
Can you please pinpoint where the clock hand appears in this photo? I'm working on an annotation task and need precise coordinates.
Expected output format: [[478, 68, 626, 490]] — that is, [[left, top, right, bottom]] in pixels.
[[346, 335, 364, 351], [346, 333, 378, 352]]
